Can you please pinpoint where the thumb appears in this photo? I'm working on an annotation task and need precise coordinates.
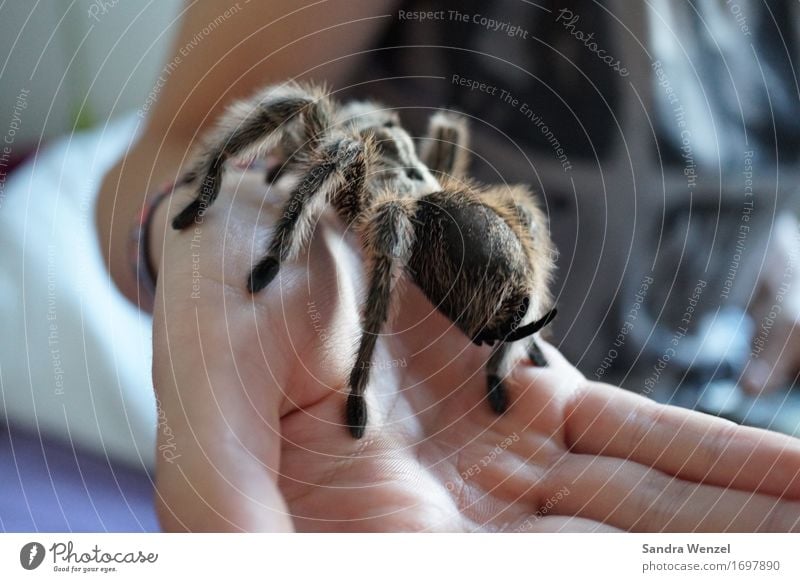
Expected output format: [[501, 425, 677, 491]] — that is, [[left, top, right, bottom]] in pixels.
[[152, 280, 293, 532], [742, 317, 800, 396]]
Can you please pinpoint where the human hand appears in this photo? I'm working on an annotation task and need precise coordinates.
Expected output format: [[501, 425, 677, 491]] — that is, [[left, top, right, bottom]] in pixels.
[[150, 171, 800, 532], [742, 213, 800, 396]]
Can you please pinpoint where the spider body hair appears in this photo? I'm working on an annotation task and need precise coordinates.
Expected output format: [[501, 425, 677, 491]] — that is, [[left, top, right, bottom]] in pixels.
[[408, 181, 555, 343], [171, 82, 557, 438]]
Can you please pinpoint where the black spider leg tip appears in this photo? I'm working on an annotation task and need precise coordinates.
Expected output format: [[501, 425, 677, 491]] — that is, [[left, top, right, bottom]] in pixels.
[[527, 339, 549, 367], [502, 307, 558, 343], [346, 392, 367, 439], [171, 199, 204, 230], [265, 162, 285, 184], [172, 167, 222, 230], [487, 374, 508, 414], [247, 256, 280, 293]]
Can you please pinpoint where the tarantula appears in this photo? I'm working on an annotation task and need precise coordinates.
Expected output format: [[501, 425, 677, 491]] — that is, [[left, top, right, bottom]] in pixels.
[[171, 82, 557, 438]]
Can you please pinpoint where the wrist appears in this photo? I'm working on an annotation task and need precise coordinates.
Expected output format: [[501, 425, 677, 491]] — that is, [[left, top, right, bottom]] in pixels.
[[131, 183, 173, 313], [147, 188, 171, 284]]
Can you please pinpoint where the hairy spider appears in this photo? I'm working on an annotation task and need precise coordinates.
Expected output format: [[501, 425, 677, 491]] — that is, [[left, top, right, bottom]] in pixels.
[[171, 82, 557, 438]]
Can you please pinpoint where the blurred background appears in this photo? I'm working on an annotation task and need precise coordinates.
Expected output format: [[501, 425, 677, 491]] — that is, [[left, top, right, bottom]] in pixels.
[[0, 1, 180, 144], [0, 1, 182, 532], [1, 0, 800, 532]]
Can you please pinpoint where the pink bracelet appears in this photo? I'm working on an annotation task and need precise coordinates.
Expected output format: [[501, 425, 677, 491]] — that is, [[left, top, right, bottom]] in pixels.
[[129, 182, 174, 312]]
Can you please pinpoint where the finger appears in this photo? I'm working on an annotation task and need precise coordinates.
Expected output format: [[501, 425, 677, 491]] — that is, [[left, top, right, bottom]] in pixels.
[[740, 359, 775, 396], [742, 212, 800, 395], [152, 285, 293, 532], [563, 380, 800, 500], [541, 454, 800, 532], [498, 341, 587, 439], [742, 321, 800, 396]]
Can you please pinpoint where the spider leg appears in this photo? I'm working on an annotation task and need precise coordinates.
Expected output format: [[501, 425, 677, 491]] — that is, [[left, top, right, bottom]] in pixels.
[[486, 343, 513, 414], [420, 111, 470, 178], [248, 137, 367, 292], [527, 337, 549, 367], [172, 83, 332, 229], [346, 198, 416, 438], [486, 337, 548, 415]]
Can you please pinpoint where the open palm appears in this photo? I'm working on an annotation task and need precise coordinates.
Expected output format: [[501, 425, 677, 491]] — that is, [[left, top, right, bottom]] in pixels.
[[151, 170, 800, 532]]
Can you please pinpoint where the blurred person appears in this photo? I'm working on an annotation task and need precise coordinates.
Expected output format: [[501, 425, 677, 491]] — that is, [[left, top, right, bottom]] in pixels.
[[53, 0, 800, 530]]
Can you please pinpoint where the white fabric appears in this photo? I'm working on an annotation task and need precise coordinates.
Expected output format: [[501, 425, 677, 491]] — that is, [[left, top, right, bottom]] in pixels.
[[0, 115, 156, 469]]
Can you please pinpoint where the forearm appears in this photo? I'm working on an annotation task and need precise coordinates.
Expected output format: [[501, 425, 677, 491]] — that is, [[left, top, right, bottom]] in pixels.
[[97, 133, 191, 306]]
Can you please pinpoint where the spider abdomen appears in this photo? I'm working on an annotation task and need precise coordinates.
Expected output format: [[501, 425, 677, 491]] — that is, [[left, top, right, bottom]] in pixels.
[[408, 190, 533, 342]]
